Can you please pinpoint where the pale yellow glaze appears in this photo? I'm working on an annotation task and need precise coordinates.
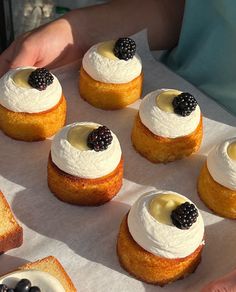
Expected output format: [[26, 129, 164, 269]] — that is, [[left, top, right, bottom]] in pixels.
[[67, 125, 97, 151], [13, 68, 34, 89], [149, 193, 186, 225], [156, 89, 182, 113], [97, 41, 117, 60], [227, 142, 236, 161]]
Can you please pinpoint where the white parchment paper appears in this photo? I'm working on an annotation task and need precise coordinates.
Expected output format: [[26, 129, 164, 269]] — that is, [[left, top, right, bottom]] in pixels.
[[0, 30, 236, 292]]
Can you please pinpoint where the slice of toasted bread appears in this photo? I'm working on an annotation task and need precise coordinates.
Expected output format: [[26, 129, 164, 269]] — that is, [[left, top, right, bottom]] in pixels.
[[19, 256, 76, 292], [0, 191, 23, 253]]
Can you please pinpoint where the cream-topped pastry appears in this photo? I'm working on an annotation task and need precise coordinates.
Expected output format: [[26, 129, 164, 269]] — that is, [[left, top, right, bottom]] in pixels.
[[0, 67, 62, 113], [207, 138, 236, 190], [51, 122, 122, 179], [139, 88, 201, 138], [82, 41, 142, 84], [198, 137, 236, 218], [0, 270, 65, 292], [0, 66, 66, 141], [48, 122, 124, 205], [128, 191, 204, 259], [79, 37, 143, 110], [131, 88, 203, 163], [117, 190, 205, 285]]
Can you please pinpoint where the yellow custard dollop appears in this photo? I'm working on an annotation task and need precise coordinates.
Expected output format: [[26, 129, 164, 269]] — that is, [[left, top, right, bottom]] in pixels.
[[149, 193, 186, 225], [97, 41, 117, 60], [13, 68, 34, 89], [227, 142, 236, 161], [156, 89, 182, 113], [67, 125, 97, 151]]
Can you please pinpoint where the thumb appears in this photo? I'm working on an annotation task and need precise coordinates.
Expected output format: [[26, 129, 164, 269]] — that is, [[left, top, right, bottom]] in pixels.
[[0, 41, 37, 77]]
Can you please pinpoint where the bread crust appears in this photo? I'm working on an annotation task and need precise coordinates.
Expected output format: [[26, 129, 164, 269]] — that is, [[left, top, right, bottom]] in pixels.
[[0, 94, 67, 141], [117, 215, 203, 286], [79, 66, 143, 110], [17, 256, 76, 292], [198, 162, 236, 218], [131, 113, 203, 163], [0, 191, 23, 254], [47, 154, 124, 206]]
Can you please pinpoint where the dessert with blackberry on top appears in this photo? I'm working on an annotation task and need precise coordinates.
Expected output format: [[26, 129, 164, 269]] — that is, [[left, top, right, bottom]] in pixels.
[[198, 137, 236, 218], [0, 67, 66, 141], [47, 122, 123, 205], [117, 191, 205, 285], [131, 88, 203, 163], [79, 37, 143, 110]]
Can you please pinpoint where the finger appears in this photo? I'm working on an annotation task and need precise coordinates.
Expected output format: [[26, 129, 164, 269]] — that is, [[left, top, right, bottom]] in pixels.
[[34, 58, 70, 69], [9, 43, 37, 69], [34, 50, 72, 69], [0, 45, 15, 77], [201, 280, 236, 292], [0, 41, 37, 77]]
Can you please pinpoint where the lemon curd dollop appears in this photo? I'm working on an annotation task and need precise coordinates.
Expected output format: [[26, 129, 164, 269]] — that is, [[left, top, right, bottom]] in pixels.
[[97, 41, 117, 60], [156, 89, 182, 113], [67, 124, 97, 151], [227, 141, 236, 161], [149, 193, 186, 225], [13, 68, 34, 89]]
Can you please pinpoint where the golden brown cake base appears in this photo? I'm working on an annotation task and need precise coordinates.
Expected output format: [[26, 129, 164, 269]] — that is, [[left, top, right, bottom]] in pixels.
[[47, 154, 124, 206], [0, 95, 67, 141], [117, 215, 203, 286], [131, 114, 203, 163], [0, 191, 23, 254], [198, 162, 236, 219], [79, 66, 143, 110], [18, 256, 76, 292]]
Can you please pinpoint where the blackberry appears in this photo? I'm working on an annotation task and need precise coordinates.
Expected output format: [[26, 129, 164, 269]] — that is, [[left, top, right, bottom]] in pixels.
[[28, 68, 54, 91], [15, 278, 31, 292], [87, 126, 113, 152], [30, 287, 41, 292], [113, 37, 136, 60], [172, 92, 198, 116], [171, 202, 198, 230]]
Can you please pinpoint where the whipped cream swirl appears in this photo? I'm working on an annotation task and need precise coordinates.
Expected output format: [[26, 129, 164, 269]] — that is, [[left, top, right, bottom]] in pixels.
[[0, 67, 62, 113], [51, 122, 122, 179], [139, 89, 201, 138], [207, 137, 236, 190], [82, 43, 142, 83], [128, 191, 204, 259], [0, 270, 65, 292]]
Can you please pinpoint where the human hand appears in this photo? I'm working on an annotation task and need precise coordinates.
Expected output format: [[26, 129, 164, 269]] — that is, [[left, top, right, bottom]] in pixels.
[[0, 0, 185, 78], [0, 15, 84, 77], [201, 269, 236, 292]]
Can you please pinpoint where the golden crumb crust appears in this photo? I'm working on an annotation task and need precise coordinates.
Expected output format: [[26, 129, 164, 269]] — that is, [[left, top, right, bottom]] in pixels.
[[0, 191, 23, 254], [79, 66, 143, 110], [18, 256, 76, 292], [117, 215, 203, 286], [0, 94, 67, 141], [198, 162, 236, 219], [47, 154, 124, 206], [131, 113, 203, 163]]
